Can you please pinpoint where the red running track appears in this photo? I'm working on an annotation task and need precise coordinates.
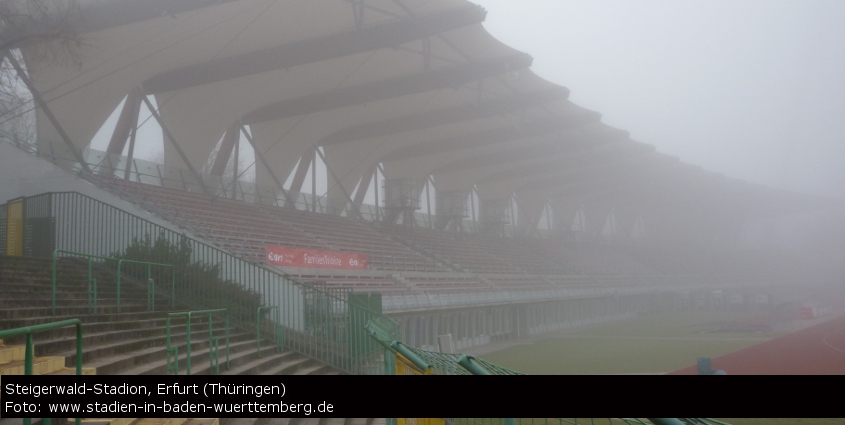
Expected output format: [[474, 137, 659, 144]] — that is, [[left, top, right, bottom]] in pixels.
[[668, 313, 845, 375]]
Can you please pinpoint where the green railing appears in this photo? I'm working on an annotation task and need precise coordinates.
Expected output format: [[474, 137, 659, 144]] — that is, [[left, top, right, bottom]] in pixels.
[[6, 191, 400, 375], [51, 249, 174, 314], [366, 318, 523, 376], [257, 306, 283, 357], [0, 319, 83, 425], [51, 250, 110, 315], [166, 308, 230, 375], [116, 258, 174, 312]]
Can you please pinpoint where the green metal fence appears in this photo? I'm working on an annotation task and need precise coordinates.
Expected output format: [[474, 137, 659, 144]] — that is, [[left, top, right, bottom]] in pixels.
[[366, 318, 523, 376], [166, 308, 230, 375], [0, 191, 400, 375], [50, 249, 175, 314], [257, 305, 283, 357], [115, 258, 175, 312], [0, 319, 83, 425]]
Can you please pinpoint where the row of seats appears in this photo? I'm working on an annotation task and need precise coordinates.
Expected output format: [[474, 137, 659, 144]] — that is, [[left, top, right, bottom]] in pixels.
[[103, 178, 441, 272]]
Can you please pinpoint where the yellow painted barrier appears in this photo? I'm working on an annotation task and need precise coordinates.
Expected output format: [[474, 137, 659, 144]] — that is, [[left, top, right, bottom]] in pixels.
[[6, 198, 23, 256]]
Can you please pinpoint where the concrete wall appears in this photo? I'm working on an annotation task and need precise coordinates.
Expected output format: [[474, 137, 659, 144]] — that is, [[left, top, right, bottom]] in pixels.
[[0, 142, 194, 236]]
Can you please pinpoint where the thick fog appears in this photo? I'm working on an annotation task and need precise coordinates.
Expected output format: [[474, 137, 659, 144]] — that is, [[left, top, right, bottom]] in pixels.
[[473, 0, 845, 200]]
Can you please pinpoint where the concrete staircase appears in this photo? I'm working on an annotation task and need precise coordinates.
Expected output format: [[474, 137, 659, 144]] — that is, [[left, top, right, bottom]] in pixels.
[[0, 255, 340, 377], [0, 255, 389, 425]]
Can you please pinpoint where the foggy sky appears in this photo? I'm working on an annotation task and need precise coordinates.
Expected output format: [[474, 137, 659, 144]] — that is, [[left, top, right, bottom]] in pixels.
[[473, 0, 845, 199], [89, 1, 845, 200]]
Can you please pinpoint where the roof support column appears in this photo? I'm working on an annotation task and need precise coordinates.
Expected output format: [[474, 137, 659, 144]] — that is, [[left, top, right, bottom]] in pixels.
[[351, 164, 376, 218], [210, 123, 240, 176], [231, 133, 239, 200], [6, 53, 91, 173], [239, 124, 291, 206], [288, 147, 314, 194], [312, 148, 317, 212], [317, 147, 356, 217], [104, 87, 142, 175], [140, 95, 208, 194], [376, 163, 384, 222], [123, 96, 140, 182]]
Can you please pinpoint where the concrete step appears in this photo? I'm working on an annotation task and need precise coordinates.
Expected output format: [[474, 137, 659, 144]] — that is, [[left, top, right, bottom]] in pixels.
[[0, 344, 24, 364], [79, 419, 135, 425], [0, 356, 65, 375], [224, 419, 259, 425], [292, 419, 320, 425], [134, 419, 189, 425], [0, 298, 153, 309], [254, 353, 322, 376], [219, 348, 297, 375], [42, 366, 97, 375], [115, 337, 263, 375], [0, 283, 150, 294], [85, 332, 254, 375], [52, 322, 236, 365], [34, 318, 227, 355], [292, 362, 334, 375], [262, 420, 294, 425], [0, 311, 210, 337], [0, 305, 152, 319], [183, 420, 218, 425]]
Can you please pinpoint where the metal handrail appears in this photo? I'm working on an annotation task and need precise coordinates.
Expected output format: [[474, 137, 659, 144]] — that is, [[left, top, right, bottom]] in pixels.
[[257, 306, 283, 356], [166, 308, 230, 375], [12, 190, 402, 375], [52, 249, 175, 314], [0, 319, 83, 425], [116, 258, 174, 312], [51, 249, 113, 315]]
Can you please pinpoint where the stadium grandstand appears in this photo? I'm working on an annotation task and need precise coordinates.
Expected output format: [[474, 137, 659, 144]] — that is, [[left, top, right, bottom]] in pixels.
[[1, 2, 845, 421]]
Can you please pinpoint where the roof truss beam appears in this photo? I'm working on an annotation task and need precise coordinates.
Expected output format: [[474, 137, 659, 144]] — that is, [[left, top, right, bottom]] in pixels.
[[380, 113, 601, 162], [319, 87, 569, 146], [141, 5, 488, 94], [0, 0, 241, 47], [480, 144, 656, 184], [241, 52, 533, 124]]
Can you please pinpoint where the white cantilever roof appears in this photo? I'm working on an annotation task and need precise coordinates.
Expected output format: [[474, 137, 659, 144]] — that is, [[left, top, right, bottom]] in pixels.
[[7, 0, 827, 236]]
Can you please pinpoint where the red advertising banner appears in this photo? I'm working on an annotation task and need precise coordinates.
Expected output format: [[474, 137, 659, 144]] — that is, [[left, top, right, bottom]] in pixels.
[[265, 244, 368, 269]]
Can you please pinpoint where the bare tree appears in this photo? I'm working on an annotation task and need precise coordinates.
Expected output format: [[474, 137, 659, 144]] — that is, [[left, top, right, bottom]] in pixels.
[[0, 0, 83, 146], [0, 0, 82, 57], [0, 50, 34, 146]]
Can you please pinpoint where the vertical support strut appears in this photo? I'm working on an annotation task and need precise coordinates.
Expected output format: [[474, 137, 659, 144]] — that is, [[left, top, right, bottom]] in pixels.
[[288, 147, 314, 194], [210, 123, 240, 176], [123, 88, 142, 181], [6, 53, 91, 173], [105, 88, 141, 176], [140, 95, 209, 194], [426, 176, 434, 228], [351, 164, 376, 217], [317, 147, 356, 217], [311, 147, 317, 212], [231, 134, 239, 200], [239, 124, 292, 205], [374, 164, 381, 222]]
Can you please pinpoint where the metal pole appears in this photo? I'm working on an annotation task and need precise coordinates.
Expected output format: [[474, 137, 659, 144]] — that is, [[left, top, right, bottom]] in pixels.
[[239, 124, 292, 204], [140, 95, 209, 194], [5, 54, 91, 173]]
